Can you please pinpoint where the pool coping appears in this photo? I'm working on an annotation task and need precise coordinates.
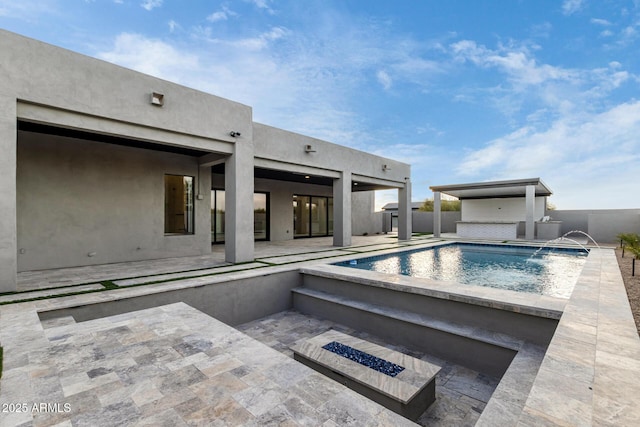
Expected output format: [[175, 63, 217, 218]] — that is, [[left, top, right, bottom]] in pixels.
[[479, 248, 640, 426]]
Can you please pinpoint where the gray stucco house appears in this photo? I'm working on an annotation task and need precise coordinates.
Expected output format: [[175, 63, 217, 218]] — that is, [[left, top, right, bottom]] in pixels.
[[0, 30, 412, 292]]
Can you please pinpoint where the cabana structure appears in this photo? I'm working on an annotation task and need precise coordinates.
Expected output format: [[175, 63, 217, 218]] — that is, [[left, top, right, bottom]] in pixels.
[[430, 178, 553, 240]]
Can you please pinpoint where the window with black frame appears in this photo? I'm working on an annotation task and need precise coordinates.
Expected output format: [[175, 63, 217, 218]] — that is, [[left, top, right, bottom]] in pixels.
[[164, 174, 194, 234]]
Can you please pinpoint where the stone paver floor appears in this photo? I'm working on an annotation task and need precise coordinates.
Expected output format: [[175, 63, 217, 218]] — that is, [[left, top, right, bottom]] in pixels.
[[237, 309, 500, 427], [3, 302, 421, 427]]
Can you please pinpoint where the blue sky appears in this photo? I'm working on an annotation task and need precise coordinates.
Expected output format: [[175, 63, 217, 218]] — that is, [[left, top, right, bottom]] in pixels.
[[2, 0, 639, 210]]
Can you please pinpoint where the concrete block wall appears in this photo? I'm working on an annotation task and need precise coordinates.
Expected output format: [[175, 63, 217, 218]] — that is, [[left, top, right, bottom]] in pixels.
[[412, 211, 461, 234], [551, 209, 640, 243], [415, 208, 640, 242]]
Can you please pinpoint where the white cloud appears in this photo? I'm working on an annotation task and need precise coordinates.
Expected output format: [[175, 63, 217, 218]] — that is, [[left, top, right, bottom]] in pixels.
[[141, 0, 162, 11], [0, 0, 57, 18], [249, 0, 275, 14], [562, 0, 585, 16], [530, 22, 552, 38], [168, 20, 180, 33], [96, 33, 199, 82], [207, 11, 227, 22], [376, 70, 392, 90], [448, 38, 637, 123], [590, 18, 612, 26], [621, 25, 638, 40], [451, 40, 576, 86], [207, 6, 238, 23], [455, 101, 640, 208]]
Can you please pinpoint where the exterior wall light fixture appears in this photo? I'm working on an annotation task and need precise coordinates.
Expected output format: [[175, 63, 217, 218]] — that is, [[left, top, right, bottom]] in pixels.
[[229, 131, 241, 137], [304, 144, 316, 153], [151, 92, 164, 106], [382, 164, 391, 171]]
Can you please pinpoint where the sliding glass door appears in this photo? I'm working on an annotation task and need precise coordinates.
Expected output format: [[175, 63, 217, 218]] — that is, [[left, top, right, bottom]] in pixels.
[[293, 195, 333, 238], [293, 195, 311, 238], [253, 193, 268, 240], [211, 190, 226, 243], [212, 190, 269, 243]]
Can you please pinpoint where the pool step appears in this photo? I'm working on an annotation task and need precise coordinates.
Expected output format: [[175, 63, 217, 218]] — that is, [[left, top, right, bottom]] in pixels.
[[292, 287, 517, 377], [293, 265, 561, 377], [292, 287, 524, 351], [298, 265, 560, 345]]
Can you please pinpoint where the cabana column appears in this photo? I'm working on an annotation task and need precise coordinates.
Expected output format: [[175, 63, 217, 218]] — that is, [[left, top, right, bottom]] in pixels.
[[525, 185, 535, 240], [433, 191, 441, 238], [397, 179, 412, 241]]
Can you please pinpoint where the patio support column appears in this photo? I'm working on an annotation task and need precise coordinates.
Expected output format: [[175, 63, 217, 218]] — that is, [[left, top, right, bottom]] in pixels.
[[525, 184, 535, 240], [398, 178, 412, 241], [225, 138, 254, 263], [433, 191, 442, 238], [0, 96, 17, 292], [333, 171, 352, 247]]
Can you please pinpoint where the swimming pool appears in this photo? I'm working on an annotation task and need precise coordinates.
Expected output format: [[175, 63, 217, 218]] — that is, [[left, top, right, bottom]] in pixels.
[[335, 243, 588, 298]]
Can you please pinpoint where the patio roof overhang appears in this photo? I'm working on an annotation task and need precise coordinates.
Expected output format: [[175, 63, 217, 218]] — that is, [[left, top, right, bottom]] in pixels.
[[429, 178, 552, 200]]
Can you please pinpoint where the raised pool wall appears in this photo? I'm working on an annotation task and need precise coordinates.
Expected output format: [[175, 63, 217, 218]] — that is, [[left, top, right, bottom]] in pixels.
[[38, 270, 301, 326]]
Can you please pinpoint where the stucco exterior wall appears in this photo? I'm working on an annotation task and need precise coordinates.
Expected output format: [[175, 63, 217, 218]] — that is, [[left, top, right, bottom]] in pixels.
[[253, 123, 410, 185], [461, 197, 546, 222], [2, 31, 252, 146], [351, 192, 382, 236], [17, 132, 212, 271]]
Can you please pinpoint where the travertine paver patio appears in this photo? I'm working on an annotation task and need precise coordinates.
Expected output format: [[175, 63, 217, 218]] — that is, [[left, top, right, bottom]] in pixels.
[[14, 234, 414, 292], [1, 302, 417, 427]]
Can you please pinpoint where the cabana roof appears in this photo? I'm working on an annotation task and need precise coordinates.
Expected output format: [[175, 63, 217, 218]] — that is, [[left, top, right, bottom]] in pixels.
[[430, 178, 552, 200]]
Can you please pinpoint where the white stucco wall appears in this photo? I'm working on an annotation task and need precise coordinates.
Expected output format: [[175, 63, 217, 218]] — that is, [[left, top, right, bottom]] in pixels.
[[461, 197, 546, 222], [17, 132, 212, 271]]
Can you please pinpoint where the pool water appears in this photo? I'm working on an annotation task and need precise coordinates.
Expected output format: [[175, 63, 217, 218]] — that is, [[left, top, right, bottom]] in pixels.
[[335, 243, 588, 298]]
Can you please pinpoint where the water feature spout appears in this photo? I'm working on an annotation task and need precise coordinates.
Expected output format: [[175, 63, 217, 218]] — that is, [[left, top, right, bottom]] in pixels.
[[560, 230, 600, 248], [529, 236, 590, 260]]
